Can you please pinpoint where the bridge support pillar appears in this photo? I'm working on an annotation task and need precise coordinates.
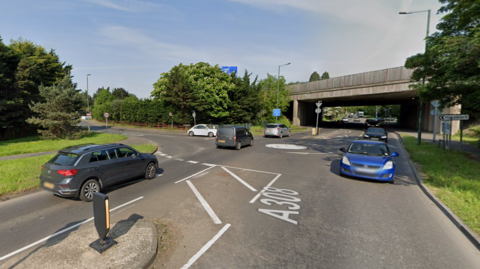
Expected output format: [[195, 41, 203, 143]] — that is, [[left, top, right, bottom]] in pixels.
[[293, 100, 300, 126]]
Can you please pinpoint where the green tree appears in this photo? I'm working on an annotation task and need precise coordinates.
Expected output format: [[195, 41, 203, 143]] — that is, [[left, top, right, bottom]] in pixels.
[[226, 70, 263, 124], [26, 76, 85, 139], [0, 37, 21, 132], [309, 71, 321, 82], [151, 62, 234, 123], [112, 87, 130, 100], [321, 72, 330, 79], [258, 74, 291, 122], [405, 0, 480, 116]]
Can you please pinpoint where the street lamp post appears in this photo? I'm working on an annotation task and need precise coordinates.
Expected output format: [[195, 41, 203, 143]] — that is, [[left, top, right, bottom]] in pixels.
[[87, 74, 91, 132], [399, 9, 431, 145], [276, 62, 291, 123]]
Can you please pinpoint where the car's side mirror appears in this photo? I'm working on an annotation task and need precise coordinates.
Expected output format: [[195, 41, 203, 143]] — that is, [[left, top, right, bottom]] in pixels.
[[391, 152, 399, 157], [339, 148, 346, 152]]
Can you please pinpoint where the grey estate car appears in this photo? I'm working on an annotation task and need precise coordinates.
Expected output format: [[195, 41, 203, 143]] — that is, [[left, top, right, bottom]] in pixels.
[[40, 144, 158, 201], [264, 123, 290, 138], [215, 126, 254, 150]]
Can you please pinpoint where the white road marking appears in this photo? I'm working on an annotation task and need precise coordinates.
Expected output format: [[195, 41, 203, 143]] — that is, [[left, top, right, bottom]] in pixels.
[[180, 223, 231, 269], [155, 173, 163, 177], [266, 144, 307, 150], [0, 196, 144, 261], [166, 156, 172, 158], [221, 165, 280, 175], [186, 180, 221, 225], [202, 163, 217, 167], [187, 161, 199, 164], [249, 174, 282, 204], [286, 152, 326, 155], [175, 158, 184, 161], [175, 166, 215, 184], [158, 153, 167, 156], [222, 167, 257, 192]]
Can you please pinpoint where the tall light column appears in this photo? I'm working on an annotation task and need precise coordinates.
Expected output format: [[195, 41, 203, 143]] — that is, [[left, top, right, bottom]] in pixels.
[[276, 62, 291, 123], [399, 9, 431, 145], [87, 74, 91, 132]]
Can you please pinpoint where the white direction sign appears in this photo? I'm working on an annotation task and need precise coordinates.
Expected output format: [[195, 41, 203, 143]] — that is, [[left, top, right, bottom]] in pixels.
[[315, 108, 322, 114], [439, 114, 469, 121], [431, 100, 440, 107]]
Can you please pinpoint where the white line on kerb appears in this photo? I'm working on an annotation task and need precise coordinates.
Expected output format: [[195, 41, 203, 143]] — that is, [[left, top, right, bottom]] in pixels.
[[175, 166, 215, 184], [186, 180, 221, 225], [249, 174, 282, 204], [0, 196, 144, 261], [222, 167, 257, 192], [180, 223, 231, 269]]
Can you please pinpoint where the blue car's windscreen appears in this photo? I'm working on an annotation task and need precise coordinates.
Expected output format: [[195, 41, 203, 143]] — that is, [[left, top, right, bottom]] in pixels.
[[348, 143, 389, 156]]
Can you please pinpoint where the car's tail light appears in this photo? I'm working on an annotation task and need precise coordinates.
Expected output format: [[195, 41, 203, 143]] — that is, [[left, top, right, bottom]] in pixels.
[[215, 134, 218, 140], [277, 128, 280, 131], [234, 135, 236, 141], [57, 169, 78, 177]]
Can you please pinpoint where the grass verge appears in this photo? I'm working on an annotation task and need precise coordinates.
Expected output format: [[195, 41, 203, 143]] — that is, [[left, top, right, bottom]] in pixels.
[[402, 135, 480, 235], [0, 144, 157, 199], [0, 133, 128, 157]]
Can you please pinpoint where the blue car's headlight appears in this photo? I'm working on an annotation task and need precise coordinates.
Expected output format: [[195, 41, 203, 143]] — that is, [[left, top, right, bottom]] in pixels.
[[383, 161, 393, 170], [342, 156, 351, 165], [381, 135, 387, 139], [364, 134, 369, 138]]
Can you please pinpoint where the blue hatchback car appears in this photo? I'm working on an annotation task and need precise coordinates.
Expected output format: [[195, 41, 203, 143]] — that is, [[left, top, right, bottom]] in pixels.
[[339, 140, 399, 183]]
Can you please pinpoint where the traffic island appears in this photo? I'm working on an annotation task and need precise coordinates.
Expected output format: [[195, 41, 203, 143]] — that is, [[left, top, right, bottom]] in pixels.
[[6, 218, 157, 269]]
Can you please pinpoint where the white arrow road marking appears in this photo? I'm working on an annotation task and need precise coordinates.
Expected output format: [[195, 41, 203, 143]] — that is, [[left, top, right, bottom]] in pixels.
[[222, 167, 257, 192]]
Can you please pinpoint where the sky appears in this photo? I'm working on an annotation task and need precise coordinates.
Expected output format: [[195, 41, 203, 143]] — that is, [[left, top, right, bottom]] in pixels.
[[0, 0, 444, 99]]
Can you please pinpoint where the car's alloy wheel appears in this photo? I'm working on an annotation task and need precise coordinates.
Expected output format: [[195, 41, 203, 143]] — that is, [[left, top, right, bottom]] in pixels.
[[208, 132, 213, 137], [189, 132, 194, 136], [145, 163, 157, 179], [288, 131, 291, 137], [80, 179, 100, 202], [279, 133, 283, 139], [236, 142, 241, 150], [250, 138, 254, 147]]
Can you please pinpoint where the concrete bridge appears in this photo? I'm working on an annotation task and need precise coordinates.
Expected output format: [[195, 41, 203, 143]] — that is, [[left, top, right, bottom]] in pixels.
[[287, 66, 460, 133]]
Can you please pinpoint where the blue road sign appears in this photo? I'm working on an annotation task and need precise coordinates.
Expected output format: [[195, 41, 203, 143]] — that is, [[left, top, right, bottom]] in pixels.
[[221, 66, 238, 75], [273, 109, 281, 117]]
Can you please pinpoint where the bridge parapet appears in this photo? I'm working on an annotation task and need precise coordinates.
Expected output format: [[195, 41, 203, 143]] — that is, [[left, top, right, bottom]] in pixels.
[[289, 66, 414, 94]]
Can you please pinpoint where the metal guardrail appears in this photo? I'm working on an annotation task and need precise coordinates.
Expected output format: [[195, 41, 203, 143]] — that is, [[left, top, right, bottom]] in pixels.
[[288, 66, 414, 94]]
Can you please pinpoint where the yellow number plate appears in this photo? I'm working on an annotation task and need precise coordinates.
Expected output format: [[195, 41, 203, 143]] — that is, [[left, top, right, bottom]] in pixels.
[[44, 182, 54, 189], [218, 140, 225, 143]]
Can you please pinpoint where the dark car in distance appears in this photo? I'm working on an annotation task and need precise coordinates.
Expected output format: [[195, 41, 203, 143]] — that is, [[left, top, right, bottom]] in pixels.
[[363, 127, 388, 143], [40, 144, 158, 201], [215, 126, 254, 150]]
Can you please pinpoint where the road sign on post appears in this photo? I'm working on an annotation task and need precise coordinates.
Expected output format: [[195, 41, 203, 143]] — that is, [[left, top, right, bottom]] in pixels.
[[431, 100, 440, 107], [315, 101, 322, 136], [439, 114, 469, 121], [104, 112, 109, 130]]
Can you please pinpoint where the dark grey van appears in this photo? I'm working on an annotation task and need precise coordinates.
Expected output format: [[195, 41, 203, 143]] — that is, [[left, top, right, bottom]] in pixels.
[[215, 126, 254, 150]]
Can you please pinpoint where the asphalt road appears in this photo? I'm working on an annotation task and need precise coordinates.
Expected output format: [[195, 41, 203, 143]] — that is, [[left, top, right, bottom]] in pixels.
[[1, 124, 479, 268]]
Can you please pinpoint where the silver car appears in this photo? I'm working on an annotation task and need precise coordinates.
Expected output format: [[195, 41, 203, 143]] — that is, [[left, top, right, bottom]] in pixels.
[[264, 123, 290, 138]]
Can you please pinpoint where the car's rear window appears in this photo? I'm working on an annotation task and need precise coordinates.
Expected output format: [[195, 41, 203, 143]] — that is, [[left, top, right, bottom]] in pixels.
[[48, 153, 79, 166], [266, 124, 278, 128], [218, 128, 234, 136], [367, 128, 385, 134]]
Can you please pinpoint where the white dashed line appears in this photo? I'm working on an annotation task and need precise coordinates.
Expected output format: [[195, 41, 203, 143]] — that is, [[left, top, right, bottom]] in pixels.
[[202, 163, 216, 167], [166, 156, 172, 158], [175, 166, 215, 184], [175, 158, 184, 161], [222, 167, 257, 192], [187, 161, 199, 164], [186, 180, 222, 224]]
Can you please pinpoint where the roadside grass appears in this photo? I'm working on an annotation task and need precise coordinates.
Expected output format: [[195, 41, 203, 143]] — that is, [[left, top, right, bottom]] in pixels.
[[0, 143, 157, 199], [402, 135, 480, 235], [0, 133, 127, 157]]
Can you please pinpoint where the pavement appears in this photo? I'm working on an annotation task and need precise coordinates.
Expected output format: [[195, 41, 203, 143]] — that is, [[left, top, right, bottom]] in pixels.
[[2, 123, 480, 268]]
